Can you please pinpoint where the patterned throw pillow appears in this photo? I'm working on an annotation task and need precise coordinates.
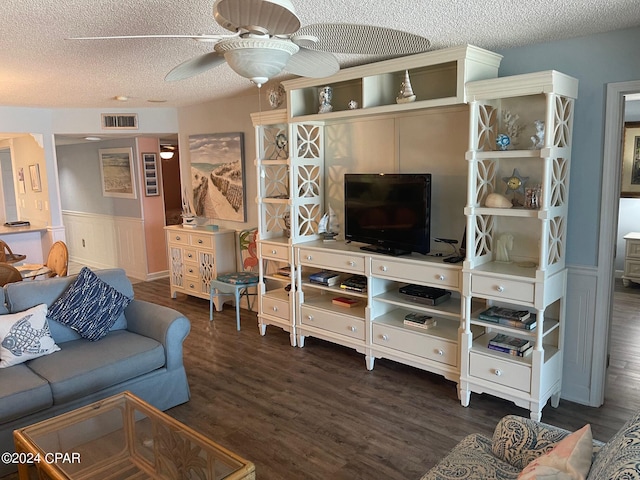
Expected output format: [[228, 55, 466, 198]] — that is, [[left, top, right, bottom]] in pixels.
[[518, 424, 593, 480], [47, 267, 132, 341], [0, 304, 60, 367]]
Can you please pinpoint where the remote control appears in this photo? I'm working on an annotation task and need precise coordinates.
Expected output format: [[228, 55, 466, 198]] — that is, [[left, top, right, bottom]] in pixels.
[[443, 256, 464, 263]]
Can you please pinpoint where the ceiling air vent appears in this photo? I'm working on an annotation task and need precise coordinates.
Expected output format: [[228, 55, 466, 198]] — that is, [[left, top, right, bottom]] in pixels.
[[101, 113, 138, 130]]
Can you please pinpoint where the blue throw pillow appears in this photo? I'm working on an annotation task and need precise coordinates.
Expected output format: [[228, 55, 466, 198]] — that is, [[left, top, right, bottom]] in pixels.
[[47, 267, 132, 341]]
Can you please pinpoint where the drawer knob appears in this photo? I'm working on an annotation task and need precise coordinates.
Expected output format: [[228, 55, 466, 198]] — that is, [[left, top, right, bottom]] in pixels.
[[188, 268, 194, 273], [271, 249, 277, 254], [380, 265, 388, 272], [175, 236, 181, 241], [381, 334, 389, 341], [348, 260, 356, 267], [272, 306, 278, 312], [188, 253, 193, 258], [307, 315, 314, 321], [198, 239, 203, 244], [494, 369, 502, 377], [496, 285, 505, 293], [349, 326, 357, 332], [306, 255, 312, 261], [436, 349, 444, 356], [438, 274, 445, 281], [189, 284, 195, 288]]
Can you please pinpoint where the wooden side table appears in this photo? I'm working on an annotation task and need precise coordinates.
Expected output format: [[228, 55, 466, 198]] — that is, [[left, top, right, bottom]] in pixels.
[[622, 232, 640, 287]]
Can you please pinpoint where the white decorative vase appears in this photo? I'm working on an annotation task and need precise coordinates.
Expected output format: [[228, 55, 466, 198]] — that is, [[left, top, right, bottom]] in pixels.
[[396, 70, 416, 104]]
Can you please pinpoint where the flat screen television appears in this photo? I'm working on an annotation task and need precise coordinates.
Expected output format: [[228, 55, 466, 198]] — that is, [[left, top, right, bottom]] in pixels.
[[344, 173, 431, 256]]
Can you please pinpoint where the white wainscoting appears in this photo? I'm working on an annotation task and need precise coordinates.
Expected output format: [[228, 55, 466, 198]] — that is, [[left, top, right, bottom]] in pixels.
[[562, 265, 599, 405], [62, 211, 147, 280]]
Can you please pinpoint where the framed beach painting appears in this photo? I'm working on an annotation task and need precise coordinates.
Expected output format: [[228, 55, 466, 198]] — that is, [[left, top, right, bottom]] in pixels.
[[99, 148, 136, 199], [188, 132, 246, 222], [621, 122, 640, 198]]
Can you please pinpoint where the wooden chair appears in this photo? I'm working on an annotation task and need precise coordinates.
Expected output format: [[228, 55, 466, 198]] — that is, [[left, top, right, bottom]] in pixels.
[[209, 228, 259, 331], [0, 263, 23, 286], [0, 240, 26, 264], [45, 241, 69, 277]]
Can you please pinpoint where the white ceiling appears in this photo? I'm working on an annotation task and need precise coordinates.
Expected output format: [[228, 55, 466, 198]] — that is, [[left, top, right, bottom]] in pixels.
[[2, 0, 640, 109]]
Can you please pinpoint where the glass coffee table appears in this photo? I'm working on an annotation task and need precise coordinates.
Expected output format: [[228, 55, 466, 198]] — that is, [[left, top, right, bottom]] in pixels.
[[13, 391, 255, 480]]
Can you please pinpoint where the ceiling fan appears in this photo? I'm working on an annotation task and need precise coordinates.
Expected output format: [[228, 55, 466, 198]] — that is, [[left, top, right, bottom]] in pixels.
[[71, 0, 431, 87]]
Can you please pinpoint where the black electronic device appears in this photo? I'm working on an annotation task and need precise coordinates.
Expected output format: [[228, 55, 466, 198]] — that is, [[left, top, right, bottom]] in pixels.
[[398, 284, 451, 305], [344, 173, 431, 256], [444, 256, 464, 263], [4, 221, 30, 227]]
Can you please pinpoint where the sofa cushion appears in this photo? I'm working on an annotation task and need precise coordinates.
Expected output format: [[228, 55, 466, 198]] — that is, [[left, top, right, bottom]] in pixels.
[[47, 267, 132, 341], [0, 364, 52, 423], [4, 269, 134, 343], [26, 330, 165, 404], [0, 304, 60, 367], [0, 288, 7, 315], [588, 410, 640, 479], [421, 433, 521, 480], [518, 424, 592, 480]]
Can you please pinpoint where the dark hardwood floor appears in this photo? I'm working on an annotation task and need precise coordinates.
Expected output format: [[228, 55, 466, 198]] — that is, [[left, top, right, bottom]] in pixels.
[[131, 277, 640, 480]]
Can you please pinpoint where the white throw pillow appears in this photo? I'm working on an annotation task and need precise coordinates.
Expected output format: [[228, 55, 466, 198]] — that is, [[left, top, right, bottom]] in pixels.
[[518, 424, 593, 480], [0, 304, 60, 368]]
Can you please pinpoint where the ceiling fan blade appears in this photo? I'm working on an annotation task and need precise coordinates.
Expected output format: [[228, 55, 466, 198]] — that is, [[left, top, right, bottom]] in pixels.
[[284, 48, 339, 78], [165, 52, 226, 82], [213, 0, 300, 35], [69, 34, 230, 43], [292, 24, 431, 56]]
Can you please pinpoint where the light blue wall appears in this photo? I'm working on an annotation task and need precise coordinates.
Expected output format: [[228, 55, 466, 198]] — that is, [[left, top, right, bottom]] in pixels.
[[56, 138, 142, 217], [497, 25, 640, 267]]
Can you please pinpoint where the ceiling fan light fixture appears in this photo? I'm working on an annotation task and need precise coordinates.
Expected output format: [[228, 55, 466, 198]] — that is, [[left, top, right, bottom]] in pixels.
[[160, 151, 175, 160], [215, 37, 299, 87]]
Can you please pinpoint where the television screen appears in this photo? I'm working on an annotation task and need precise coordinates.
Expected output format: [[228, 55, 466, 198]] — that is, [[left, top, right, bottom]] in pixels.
[[344, 173, 431, 255]]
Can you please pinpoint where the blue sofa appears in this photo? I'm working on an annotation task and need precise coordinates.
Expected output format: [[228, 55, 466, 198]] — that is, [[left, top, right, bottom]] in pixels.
[[0, 269, 191, 475]]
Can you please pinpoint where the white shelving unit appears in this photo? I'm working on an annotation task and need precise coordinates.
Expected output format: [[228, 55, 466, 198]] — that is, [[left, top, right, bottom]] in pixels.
[[460, 70, 578, 420], [252, 110, 325, 346]]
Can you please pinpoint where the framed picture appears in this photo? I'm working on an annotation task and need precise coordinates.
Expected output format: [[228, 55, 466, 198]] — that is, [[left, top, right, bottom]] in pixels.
[[29, 164, 42, 192], [188, 132, 247, 222], [621, 122, 640, 197], [142, 153, 160, 196], [99, 148, 136, 199]]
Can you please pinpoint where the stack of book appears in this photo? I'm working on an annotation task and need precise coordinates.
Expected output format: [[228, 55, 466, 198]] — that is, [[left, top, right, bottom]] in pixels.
[[403, 313, 437, 329], [478, 306, 537, 330], [309, 270, 341, 286], [273, 266, 291, 280], [332, 297, 360, 308], [487, 334, 532, 357], [340, 275, 367, 292]]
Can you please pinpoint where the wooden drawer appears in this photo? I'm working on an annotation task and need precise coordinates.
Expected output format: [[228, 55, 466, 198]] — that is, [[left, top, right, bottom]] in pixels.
[[469, 351, 531, 392], [183, 248, 198, 263], [190, 233, 213, 249], [259, 242, 290, 261], [183, 275, 202, 294], [626, 240, 640, 259], [372, 323, 457, 366], [298, 248, 365, 273], [371, 259, 459, 289], [184, 263, 199, 277], [300, 306, 365, 340], [471, 275, 534, 303], [624, 260, 640, 279], [167, 231, 189, 246], [261, 295, 290, 321]]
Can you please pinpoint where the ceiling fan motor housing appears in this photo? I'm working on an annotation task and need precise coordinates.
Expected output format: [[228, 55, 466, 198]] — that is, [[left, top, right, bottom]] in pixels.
[[213, 0, 301, 35]]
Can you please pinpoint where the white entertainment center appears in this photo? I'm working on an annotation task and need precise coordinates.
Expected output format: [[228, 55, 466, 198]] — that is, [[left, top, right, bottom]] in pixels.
[[252, 44, 577, 420]]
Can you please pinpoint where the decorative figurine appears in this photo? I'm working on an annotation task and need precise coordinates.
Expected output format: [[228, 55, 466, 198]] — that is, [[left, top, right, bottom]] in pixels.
[[525, 184, 542, 209], [484, 192, 512, 208], [503, 168, 529, 207], [348, 100, 359, 110], [266, 83, 285, 109], [318, 86, 333, 113], [318, 207, 339, 241], [496, 133, 511, 151], [496, 233, 514, 263], [396, 70, 416, 104], [502, 111, 522, 146], [530, 120, 545, 149]]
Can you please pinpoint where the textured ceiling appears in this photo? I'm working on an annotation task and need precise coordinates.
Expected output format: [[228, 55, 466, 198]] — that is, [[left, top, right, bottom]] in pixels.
[[1, 0, 640, 109]]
